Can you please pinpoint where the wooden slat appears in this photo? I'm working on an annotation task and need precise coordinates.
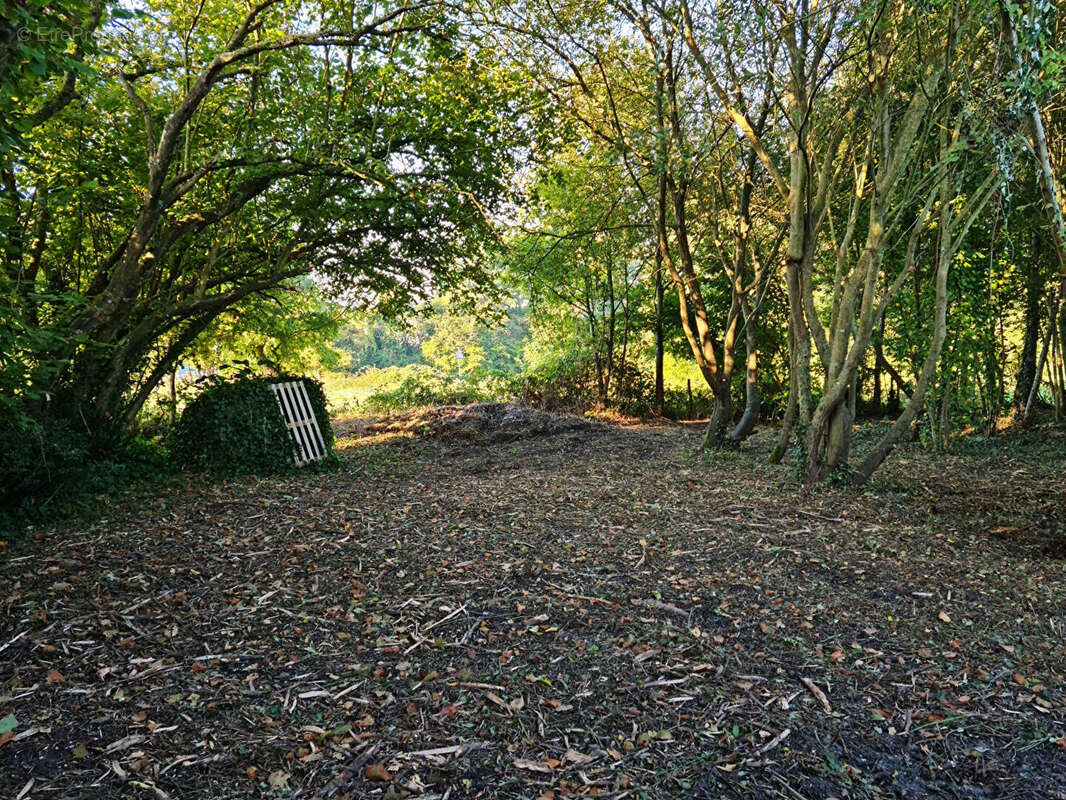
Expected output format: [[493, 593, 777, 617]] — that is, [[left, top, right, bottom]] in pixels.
[[269, 383, 298, 464], [289, 381, 322, 459], [280, 382, 310, 463], [286, 383, 312, 465], [269, 380, 327, 466], [299, 383, 327, 458], [273, 383, 298, 463], [294, 382, 325, 460], [291, 383, 314, 462]]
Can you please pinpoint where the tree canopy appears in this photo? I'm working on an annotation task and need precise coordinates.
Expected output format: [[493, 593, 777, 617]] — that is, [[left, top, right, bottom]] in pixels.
[[3, 0, 532, 437]]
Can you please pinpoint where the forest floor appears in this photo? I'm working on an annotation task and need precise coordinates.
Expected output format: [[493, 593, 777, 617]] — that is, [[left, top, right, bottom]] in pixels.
[[2, 405, 1065, 800]]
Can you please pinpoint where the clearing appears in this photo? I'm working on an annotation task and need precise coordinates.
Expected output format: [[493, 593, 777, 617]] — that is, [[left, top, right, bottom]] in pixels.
[[2, 407, 1065, 799]]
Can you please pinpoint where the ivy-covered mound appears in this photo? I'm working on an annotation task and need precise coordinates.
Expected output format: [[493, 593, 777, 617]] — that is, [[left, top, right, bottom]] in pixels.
[[172, 375, 333, 475]]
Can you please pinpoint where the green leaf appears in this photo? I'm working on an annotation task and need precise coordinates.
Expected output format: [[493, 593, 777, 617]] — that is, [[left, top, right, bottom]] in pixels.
[[0, 714, 17, 734]]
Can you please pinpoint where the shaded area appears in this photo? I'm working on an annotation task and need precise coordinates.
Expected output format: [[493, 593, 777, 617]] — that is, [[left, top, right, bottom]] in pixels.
[[1, 417, 1064, 799]]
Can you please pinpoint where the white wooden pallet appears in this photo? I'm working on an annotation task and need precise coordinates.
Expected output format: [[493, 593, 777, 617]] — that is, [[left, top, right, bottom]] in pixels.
[[269, 380, 327, 466]]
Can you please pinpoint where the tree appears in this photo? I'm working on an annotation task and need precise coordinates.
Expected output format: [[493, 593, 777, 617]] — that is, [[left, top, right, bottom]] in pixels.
[[680, 0, 999, 482], [422, 303, 486, 375], [1000, 0, 1066, 423], [3, 0, 526, 444], [510, 143, 652, 408], [484, 0, 780, 442]]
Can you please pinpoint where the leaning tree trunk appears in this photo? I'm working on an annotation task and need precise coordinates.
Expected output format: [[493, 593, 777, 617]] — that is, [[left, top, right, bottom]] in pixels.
[[853, 169, 996, 483], [853, 249, 950, 483]]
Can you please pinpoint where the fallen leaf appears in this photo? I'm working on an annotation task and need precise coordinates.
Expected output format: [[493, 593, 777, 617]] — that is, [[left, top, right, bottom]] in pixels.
[[563, 748, 591, 764], [47, 670, 65, 684], [937, 611, 951, 624], [514, 758, 554, 773], [268, 770, 289, 789], [485, 692, 510, 712], [364, 763, 392, 782]]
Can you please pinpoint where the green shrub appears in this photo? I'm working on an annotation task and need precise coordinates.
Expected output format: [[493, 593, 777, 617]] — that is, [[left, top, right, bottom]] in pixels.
[[0, 416, 90, 512], [0, 417, 171, 535], [171, 373, 334, 475], [360, 367, 518, 413], [519, 349, 596, 411]]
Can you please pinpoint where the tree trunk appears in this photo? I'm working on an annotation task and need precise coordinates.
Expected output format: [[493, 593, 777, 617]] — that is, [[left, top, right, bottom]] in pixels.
[[824, 400, 853, 475], [1013, 231, 1043, 408], [854, 190, 959, 484], [654, 251, 665, 416], [703, 381, 733, 449], [730, 307, 760, 443], [1022, 308, 1053, 424], [771, 325, 798, 463]]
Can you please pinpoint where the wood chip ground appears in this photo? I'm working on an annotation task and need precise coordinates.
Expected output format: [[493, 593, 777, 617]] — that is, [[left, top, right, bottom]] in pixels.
[[2, 413, 1064, 799]]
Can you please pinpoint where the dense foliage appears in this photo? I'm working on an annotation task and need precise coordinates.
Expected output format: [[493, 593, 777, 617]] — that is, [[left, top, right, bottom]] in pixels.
[[2, 0, 531, 443], [171, 374, 333, 476], [0, 416, 168, 532]]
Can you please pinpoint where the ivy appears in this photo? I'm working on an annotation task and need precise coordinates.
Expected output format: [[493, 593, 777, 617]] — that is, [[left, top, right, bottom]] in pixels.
[[171, 373, 334, 477]]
